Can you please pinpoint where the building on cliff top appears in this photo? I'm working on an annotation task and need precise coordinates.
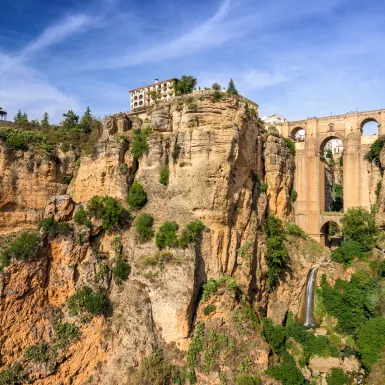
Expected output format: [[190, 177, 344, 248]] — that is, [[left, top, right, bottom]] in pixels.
[[261, 114, 287, 125], [129, 78, 177, 111], [0, 107, 7, 121]]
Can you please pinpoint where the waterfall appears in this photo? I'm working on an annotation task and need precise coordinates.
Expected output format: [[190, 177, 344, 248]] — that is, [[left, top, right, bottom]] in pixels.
[[303, 266, 319, 328]]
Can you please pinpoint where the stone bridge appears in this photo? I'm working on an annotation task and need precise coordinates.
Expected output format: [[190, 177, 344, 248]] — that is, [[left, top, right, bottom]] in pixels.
[[279, 109, 385, 244]]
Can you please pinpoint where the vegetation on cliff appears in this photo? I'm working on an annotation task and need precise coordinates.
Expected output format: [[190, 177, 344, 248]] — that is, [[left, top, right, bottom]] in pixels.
[[364, 136, 385, 166]]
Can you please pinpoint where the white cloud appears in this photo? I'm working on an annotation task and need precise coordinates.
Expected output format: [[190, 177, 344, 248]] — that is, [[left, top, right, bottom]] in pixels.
[[0, 52, 79, 122]]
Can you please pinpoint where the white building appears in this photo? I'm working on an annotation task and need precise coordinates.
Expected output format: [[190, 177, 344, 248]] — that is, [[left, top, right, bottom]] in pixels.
[[261, 114, 287, 125], [129, 78, 177, 110], [325, 139, 344, 155]]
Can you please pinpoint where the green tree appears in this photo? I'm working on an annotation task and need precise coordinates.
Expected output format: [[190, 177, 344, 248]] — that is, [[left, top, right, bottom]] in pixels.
[[79, 106, 93, 133], [62, 110, 79, 128], [212, 83, 221, 91], [226, 79, 238, 95], [176, 75, 197, 95], [341, 207, 379, 249], [326, 368, 349, 385], [155, 221, 179, 250], [135, 213, 154, 242], [40, 112, 49, 129], [13, 110, 28, 124], [126, 180, 147, 210]]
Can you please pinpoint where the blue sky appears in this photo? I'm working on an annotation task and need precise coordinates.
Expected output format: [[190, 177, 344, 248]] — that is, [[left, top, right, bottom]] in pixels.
[[1, 0, 385, 126]]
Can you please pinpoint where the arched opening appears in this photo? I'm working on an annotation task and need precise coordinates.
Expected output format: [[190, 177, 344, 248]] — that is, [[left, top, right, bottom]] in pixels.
[[139, 94, 143, 99], [139, 101, 144, 106], [361, 118, 379, 136], [319, 136, 344, 212], [320, 221, 343, 248], [134, 95, 138, 101], [134, 102, 138, 108], [290, 127, 306, 142]]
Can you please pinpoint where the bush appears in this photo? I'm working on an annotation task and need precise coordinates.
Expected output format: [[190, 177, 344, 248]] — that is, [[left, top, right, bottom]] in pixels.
[[365, 136, 385, 165], [283, 137, 295, 156], [126, 180, 147, 210], [331, 241, 368, 266], [178, 221, 205, 248], [74, 206, 92, 228], [24, 342, 50, 362], [212, 83, 221, 91], [67, 286, 108, 317], [356, 317, 385, 369], [236, 375, 261, 385], [131, 129, 150, 158], [203, 304, 216, 316], [213, 91, 224, 102], [88, 195, 125, 231], [38, 218, 72, 237], [176, 75, 197, 95], [202, 276, 238, 301], [260, 182, 268, 193], [159, 165, 169, 186], [286, 223, 307, 238], [54, 322, 81, 348], [135, 213, 154, 242], [0, 365, 23, 385], [267, 351, 307, 385], [333, 184, 343, 211], [326, 368, 349, 385], [0, 126, 52, 152], [341, 207, 379, 249], [112, 260, 131, 284], [155, 221, 179, 250], [172, 143, 181, 163], [0, 231, 40, 268], [290, 189, 298, 202], [188, 102, 198, 112]]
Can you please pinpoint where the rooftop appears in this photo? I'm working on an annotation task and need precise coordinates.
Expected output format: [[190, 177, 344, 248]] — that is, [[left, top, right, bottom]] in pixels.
[[129, 78, 177, 93]]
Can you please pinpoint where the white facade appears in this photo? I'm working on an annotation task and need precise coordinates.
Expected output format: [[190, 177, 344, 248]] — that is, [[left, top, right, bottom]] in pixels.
[[325, 139, 344, 155], [129, 79, 176, 110], [261, 114, 287, 125]]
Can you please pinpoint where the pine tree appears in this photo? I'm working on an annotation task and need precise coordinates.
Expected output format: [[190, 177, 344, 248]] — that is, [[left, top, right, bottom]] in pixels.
[[62, 110, 79, 128], [41, 112, 49, 128], [79, 106, 92, 133], [226, 79, 238, 95], [14, 110, 29, 124]]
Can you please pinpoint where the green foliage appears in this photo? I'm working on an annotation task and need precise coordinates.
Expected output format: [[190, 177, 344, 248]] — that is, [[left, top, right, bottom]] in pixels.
[[0, 231, 40, 269], [159, 165, 170, 186], [24, 342, 50, 362], [155, 221, 179, 250], [38, 218, 72, 237], [283, 137, 296, 156], [186, 322, 205, 369], [150, 90, 162, 101], [176, 75, 197, 95], [237, 241, 252, 259], [202, 276, 238, 301], [135, 213, 154, 242], [325, 149, 333, 159], [112, 260, 131, 284], [54, 322, 81, 348], [14, 109, 28, 124], [328, 222, 340, 237], [333, 184, 343, 212], [126, 180, 147, 210], [356, 316, 385, 369], [375, 180, 382, 200], [212, 83, 221, 91], [264, 214, 288, 288], [290, 189, 298, 202], [178, 221, 205, 248], [262, 318, 286, 353], [203, 304, 216, 316], [260, 182, 268, 193], [188, 102, 198, 112], [226, 79, 238, 95], [144, 251, 176, 269], [74, 206, 92, 228], [331, 241, 368, 266], [365, 136, 385, 165], [0, 126, 52, 152], [286, 223, 307, 239], [131, 129, 150, 158], [326, 368, 349, 385], [379, 260, 385, 278], [249, 108, 257, 115], [67, 286, 108, 317], [341, 207, 379, 249], [62, 110, 79, 127], [0, 365, 23, 385], [267, 351, 307, 385], [172, 143, 181, 163], [235, 375, 261, 385], [213, 91, 224, 102], [88, 195, 126, 231]]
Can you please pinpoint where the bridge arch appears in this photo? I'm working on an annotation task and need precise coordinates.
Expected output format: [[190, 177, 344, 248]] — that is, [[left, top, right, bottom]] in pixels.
[[360, 117, 379, 136], [320, 220, 342, 247], [290, 126, 306, 142]]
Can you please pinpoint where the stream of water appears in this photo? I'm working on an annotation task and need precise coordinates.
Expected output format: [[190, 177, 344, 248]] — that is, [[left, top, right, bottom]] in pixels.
[[303, 266, 319, 328]]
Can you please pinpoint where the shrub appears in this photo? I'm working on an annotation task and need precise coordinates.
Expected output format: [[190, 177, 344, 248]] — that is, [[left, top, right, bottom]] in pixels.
[[341, 207, 379, 249], [126, 180, 147, 210], [286, 223, 307, 238], [249, 108, 257, 116], [213, 91, 224, 102], [262, 318, 286, 353], [178, 221, 205, 248], [331, 240, 368, 266], [67, 286, 108, 316], [0, 126, 51, 152], [202, 276, 238, 301], [119, 162, 129, 175], [38, 218, 72, 237], [236, 375, 261, 385], [24, 342, 50, 362], [333, 184, 343, 212], [365, 136, 385, 165], [260, 182, 268, 193], [326, 368, 349, 385], [54, 322, 81, 348], [203, 304, 216, 316], [74, 206, 92, 228], [188, 102, 198, 112], [112, 260, 131, 284], [290, 189, 298, 202], [283, 137, 295, 156], [356, 317, 385, 369], [267, 351, 307, 385], [159, 165, 169, 186], [0, 231, 40, 268], [0, 365, 23, 385], [88, 195, 125, 231], [63, 176, 72, 184], [237, 241, 252, 259], [155, 221, 179, 250], [135, 213, 154, 242], [172, 143, 181, 163], [212, 83, 221, 91], [131, 129, 149, 158], [176, 75, 197, 95]]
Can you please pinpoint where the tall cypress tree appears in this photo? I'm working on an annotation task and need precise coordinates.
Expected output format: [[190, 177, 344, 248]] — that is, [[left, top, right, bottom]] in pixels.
[[227, 79, 238, 95]]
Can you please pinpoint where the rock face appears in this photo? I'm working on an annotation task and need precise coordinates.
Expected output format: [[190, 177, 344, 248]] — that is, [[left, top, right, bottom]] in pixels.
[[0, 94, 280, 384], [0, 145, 75, 233], [373, 147, 385, 227]]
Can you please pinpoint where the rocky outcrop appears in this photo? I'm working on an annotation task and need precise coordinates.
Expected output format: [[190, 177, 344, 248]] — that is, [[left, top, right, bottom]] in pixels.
[[0, 145, 75, 233], [374, 147, 385, 227], [264, 127, 295, 221]]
